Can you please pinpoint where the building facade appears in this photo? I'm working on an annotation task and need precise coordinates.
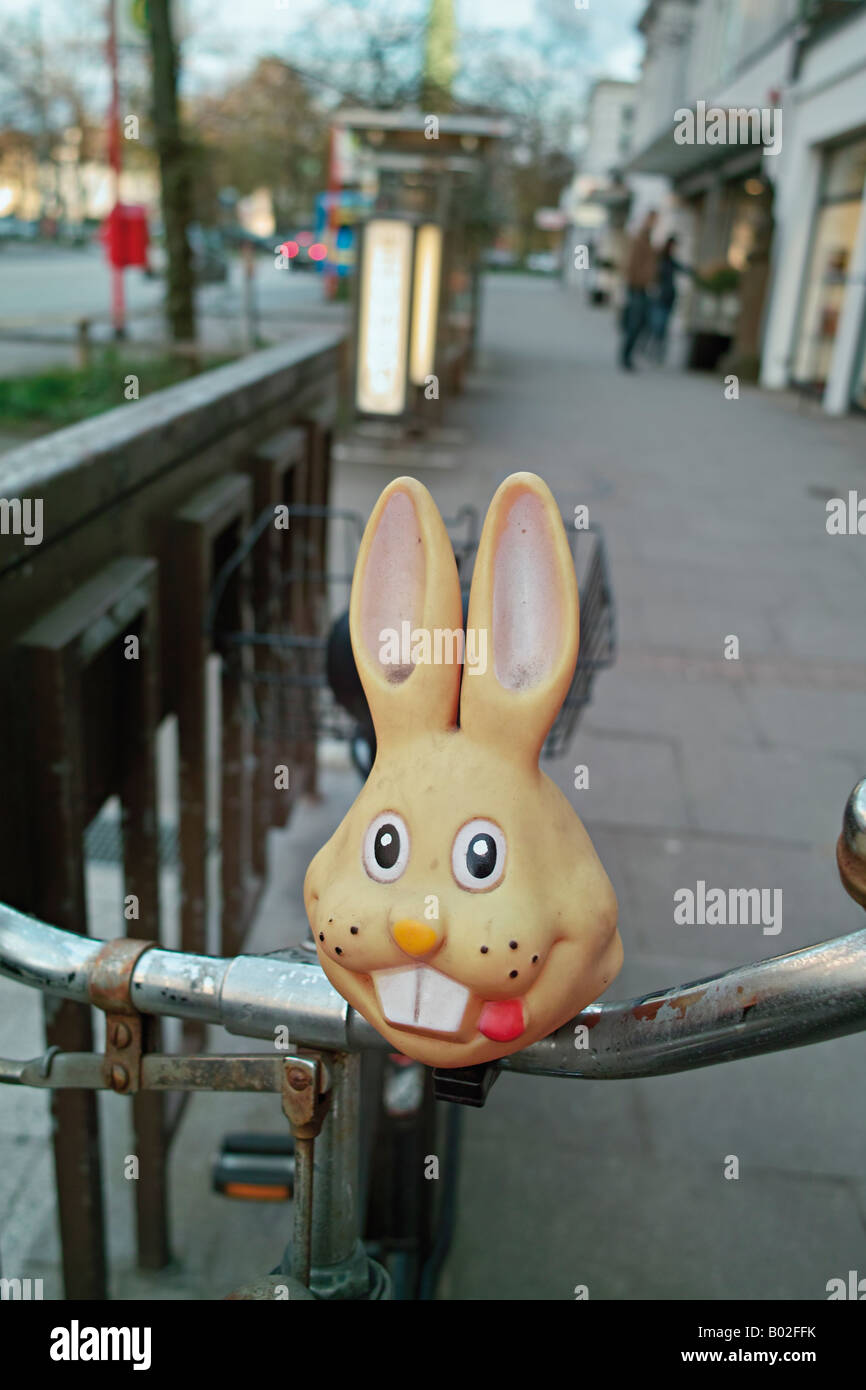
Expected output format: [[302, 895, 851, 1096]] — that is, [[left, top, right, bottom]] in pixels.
[[562, 79, 641, 298], [760, 4, 866, 413], [626, 0, 866, 409], [581, 79, 638, 179], [628, 0, 799, 375]]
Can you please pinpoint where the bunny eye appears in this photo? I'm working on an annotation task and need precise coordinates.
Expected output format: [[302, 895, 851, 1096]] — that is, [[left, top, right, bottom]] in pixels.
[[452, 819, 506, 892], [363, 812, 410, 883]]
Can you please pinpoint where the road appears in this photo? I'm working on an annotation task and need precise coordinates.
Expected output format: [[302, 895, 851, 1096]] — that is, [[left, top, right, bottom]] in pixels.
[[0, 243, 346, 376]]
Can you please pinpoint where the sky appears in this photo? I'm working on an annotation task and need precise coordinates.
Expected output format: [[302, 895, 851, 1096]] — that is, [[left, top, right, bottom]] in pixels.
[[3, 0, 647, 114], [178, 0, 647, 101]]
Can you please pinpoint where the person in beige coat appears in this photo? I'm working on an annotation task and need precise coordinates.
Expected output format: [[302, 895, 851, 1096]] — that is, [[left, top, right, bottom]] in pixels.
[[619, 211, 658, 370]]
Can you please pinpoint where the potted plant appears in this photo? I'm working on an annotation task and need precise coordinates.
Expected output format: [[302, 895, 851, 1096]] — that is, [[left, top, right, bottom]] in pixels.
[[686, 262, 742, 371]]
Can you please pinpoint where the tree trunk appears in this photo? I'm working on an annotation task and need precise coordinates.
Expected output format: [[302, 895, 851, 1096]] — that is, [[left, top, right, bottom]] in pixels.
[[147, 0, 196, 345]]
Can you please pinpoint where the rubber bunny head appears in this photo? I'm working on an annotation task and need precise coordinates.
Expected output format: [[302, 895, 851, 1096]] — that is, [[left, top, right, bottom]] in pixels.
[[304, 472, 622, 1067]]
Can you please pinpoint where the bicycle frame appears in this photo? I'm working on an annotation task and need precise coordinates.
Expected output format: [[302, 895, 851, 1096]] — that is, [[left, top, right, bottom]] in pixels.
[[2, 777, 864, 1298]]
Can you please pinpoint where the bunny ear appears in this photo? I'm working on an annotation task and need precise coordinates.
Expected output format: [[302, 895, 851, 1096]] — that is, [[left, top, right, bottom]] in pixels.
[[349, 476, 463, 747], [460, 472, 578, 764]]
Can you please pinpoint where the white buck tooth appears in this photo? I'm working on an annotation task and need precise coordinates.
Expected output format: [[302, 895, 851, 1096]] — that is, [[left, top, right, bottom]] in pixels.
[[416, 967, 469, 1032], [373, 966, 470, 1034], [373, 967, 419, 1026]]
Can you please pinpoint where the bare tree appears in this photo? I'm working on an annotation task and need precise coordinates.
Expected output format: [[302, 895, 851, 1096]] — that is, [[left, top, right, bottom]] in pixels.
[[0, 12, 103, 224], [280, 0, 428, 108], [147, 0, 196, 344], [193, 57, 327, 228]]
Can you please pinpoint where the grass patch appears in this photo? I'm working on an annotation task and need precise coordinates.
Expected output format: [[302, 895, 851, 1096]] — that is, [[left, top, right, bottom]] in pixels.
[[0, 349, 238, 427]]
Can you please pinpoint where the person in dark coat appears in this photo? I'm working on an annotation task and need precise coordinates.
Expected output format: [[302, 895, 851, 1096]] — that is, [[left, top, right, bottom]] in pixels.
[[648, 235, 691, 361]]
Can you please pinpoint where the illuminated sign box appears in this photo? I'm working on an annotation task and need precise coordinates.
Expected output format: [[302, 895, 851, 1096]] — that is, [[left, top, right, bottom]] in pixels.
[[409, 223, 442, 387], [355, 218, 414, 416]]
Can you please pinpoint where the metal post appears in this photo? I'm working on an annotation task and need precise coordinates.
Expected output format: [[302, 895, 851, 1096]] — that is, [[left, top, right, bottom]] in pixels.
[[307, 1052, 377, 1299], [76, 318, 91, 369], [107, 0, 126, 339], [241, 240, 257, 351], [279, 1050, 382, 1298], [291, 1136, 315, 1285], [324, 124, 341, 302]]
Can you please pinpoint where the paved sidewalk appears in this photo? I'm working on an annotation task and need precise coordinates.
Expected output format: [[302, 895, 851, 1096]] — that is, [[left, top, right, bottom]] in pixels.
[[2, 274, 865, 1300], [333, 275, 866, 1301]]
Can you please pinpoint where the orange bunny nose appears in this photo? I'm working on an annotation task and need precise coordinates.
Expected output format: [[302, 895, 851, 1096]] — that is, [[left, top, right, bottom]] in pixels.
[[392, 918, 439, 957]]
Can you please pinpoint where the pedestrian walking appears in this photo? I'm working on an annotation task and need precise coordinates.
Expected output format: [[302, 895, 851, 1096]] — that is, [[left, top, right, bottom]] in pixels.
[[619, 210, 658, 371], [647, 235, 693, 362]]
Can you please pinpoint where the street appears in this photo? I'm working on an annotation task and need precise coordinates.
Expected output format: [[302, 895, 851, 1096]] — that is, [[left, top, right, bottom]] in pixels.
[[0, 242, 346, 379], [2, 272, 865, 1299]]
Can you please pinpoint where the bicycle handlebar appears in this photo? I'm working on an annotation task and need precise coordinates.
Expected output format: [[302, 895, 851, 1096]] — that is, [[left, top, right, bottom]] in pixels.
[[0, 906, 381, 1053], [2, 912, 866, 1082], [2, 779, 864, 1082]]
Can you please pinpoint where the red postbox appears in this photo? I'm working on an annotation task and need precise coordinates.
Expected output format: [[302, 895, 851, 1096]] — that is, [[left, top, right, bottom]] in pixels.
[[101, 203, 150, 269]]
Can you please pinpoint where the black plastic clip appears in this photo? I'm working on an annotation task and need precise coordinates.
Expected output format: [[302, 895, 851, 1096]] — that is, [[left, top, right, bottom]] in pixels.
[[432, 1062, 500, 1108]]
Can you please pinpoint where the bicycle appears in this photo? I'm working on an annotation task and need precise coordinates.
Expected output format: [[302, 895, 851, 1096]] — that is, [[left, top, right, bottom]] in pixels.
[[1, 778, 864, 1300]]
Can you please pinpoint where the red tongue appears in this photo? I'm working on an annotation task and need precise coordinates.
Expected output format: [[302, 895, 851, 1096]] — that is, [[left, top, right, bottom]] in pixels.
[[478, 998, 525, 1042]]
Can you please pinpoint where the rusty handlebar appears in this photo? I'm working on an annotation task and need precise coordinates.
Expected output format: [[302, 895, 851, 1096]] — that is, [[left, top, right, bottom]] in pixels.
[[1, 779, 865, 1084]]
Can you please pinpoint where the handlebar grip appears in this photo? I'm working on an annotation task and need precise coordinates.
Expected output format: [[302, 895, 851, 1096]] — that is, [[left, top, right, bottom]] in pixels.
[[837, 778, 866, 909]]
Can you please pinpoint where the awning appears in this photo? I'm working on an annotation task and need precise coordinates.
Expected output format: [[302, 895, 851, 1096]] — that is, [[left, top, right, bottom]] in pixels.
[[627, 108, 769, 186]]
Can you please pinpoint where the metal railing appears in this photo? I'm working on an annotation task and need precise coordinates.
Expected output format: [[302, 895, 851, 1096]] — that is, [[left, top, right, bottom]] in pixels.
[[0, 328, 347, 1297]]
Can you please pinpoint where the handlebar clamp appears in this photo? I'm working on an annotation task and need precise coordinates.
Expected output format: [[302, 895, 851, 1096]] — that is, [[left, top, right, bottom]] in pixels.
[[432, 1062, 500, 1107], [87, 938, 155, 1094]]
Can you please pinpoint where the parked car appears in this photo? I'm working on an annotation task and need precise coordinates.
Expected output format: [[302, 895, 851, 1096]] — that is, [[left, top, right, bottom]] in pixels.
[[275, 230, 327, 271], [482, 247, 520, 271], [0, 217, 39, 241], [221, 226, 268, 255], [526, 251, 561, 275], [188, 224, 229, 284], [57, 221, 89, 247]]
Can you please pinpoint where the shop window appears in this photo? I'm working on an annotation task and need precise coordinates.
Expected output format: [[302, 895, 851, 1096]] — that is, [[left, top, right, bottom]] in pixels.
[[792, 136, 866, 393], [822, 139, 866, 201], [852, 313, 866, 412]]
